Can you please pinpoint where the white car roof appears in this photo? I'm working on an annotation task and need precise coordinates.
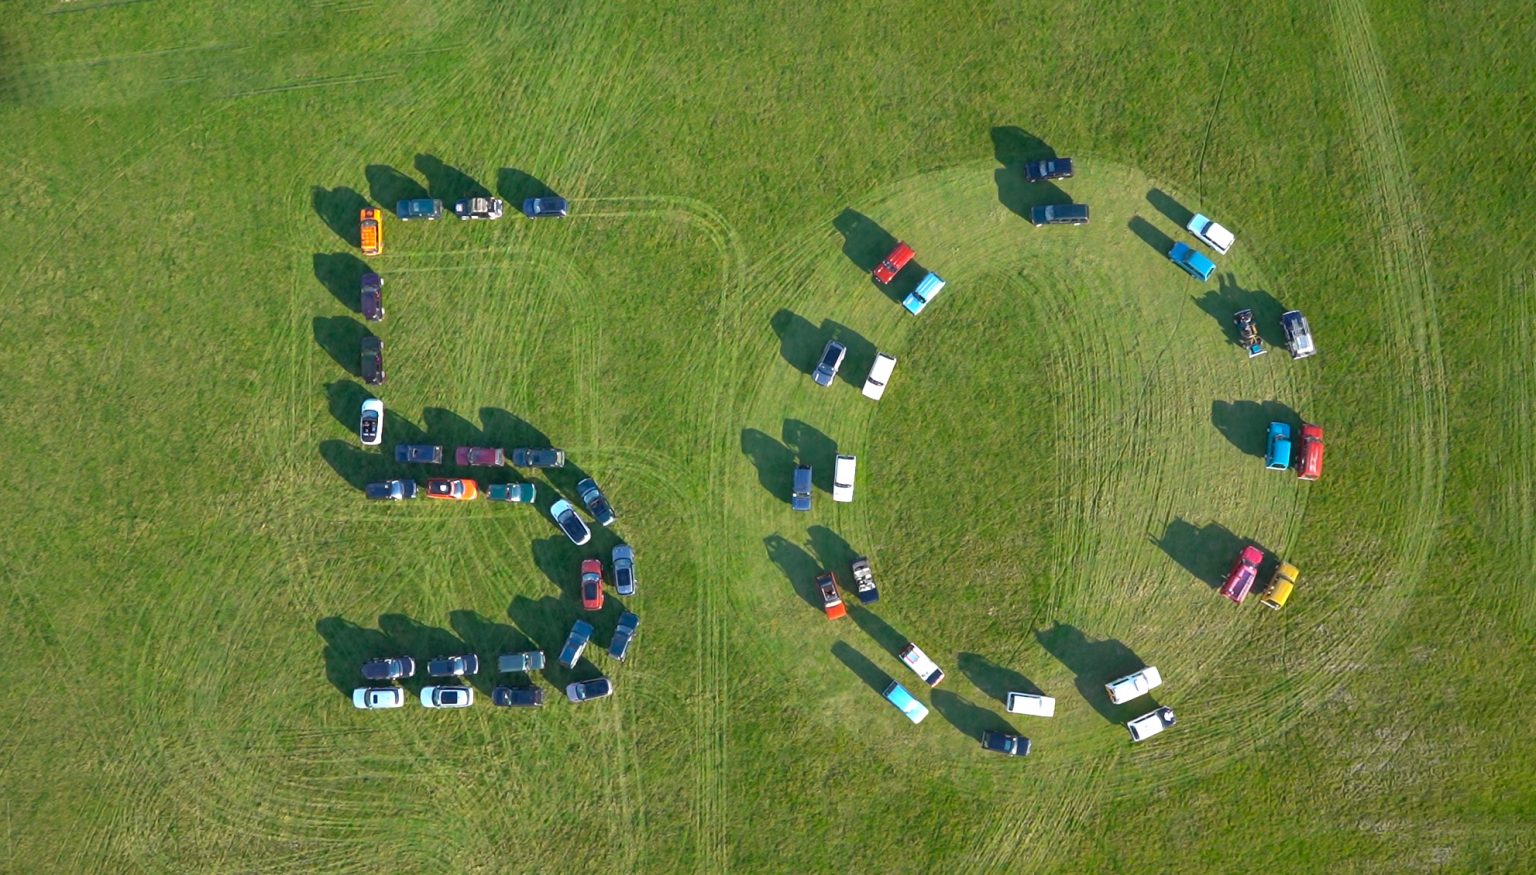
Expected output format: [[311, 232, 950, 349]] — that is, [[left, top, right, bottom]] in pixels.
[[832, 454, 856, 501], [1005, 692, 1056, 717], [1127, 710, 1168, 741]]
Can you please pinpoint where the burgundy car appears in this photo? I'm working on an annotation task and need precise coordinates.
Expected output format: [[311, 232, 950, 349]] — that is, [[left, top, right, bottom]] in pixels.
[[454, 446, 505, 467], [360, 272, 384, 322]]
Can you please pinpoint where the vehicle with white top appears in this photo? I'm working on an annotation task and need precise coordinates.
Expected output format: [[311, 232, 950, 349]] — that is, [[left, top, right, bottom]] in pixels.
[[420, 686, 473, 709], [352, 687, 405, 710], [1105, 666, 1162, 704], [832, 454, 856, 503], [1281, 310, 1316, 359], [359, 398, 383, 446], [850, 556, 879, 604], [1127, 707, 1177, 742], [1005, 692, 1056, 717], [898, 643, 945, 687], [862, 352, 897, 400], [1186, 213, 1235, 254], [812, 339, 846, 388]]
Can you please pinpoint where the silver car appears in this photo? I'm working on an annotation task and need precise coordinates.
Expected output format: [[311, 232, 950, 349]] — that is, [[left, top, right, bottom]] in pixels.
[[812, 340, 846, 387], [420, 686, 474, 709], [352, 687, 405, 710], [612, 544, 636, 596], [566, 677, 613, 703]]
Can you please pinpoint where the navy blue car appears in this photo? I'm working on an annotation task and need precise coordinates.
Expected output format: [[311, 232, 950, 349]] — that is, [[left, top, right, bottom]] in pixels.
[[522, 196, 568, 218], [365, 479, 418, 501], [396, 198, 443, 221], [395, 444, 444, 464], [1024, 157, 1074, 182], [360, 272, 384, 322]]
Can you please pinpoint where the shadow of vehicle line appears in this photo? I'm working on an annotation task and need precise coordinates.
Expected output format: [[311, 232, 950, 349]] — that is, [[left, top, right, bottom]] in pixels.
[[956, 652, 1045, 704], [831, 640, 891, 696], [311, 186, 368, 248], [315, 616, 395, 697], [763, 534, 822, 610], [741, 428, 794, 504], [931, 689, 1016, 741], [1128, 215, 1174, 257], [1034, 621, 1151, 724]]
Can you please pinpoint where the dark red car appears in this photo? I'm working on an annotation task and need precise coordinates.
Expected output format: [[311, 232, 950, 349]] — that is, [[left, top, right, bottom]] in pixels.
[[580, 559, 604, 611], [872, 242, 915, 285], [1221, 545, 1264, 604], [360, 272, 384, 322], [1297, 423, 1324, 481], [454, 446, 505, 467]]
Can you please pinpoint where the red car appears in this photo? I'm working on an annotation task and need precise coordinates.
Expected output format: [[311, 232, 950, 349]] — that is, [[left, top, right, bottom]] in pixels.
[[1297, 423, 1324, 481], [426, 478, 479, 500], [580, 559, 604, 611], [815, 571, 847, 620], [454, 446, 505, 467], [1221, 545, 1264, 604], [872, 242, 915, 285]]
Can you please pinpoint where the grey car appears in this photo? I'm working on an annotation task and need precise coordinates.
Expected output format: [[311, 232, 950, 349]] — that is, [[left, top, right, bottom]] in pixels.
[[365, 480, 418, 501], [612, 544, 636, 596], [497, 651, 546, 673], [609, 612, 639, 661], [492, 685, 545, 707], [791, 464, 813, 511], [360, 336, 385, 386], [812, 340, 846, 387], [566, 677, 614, 703], [522, 196, 568, 218], [427, 654, 480, 677], [361, 656, 416, 680], [395, 444, 444, 464], [1029, 204, 1090, 226], [511, 447, 565, 468], [981, 730, 1031, 757], [577, 477, 616, 526]]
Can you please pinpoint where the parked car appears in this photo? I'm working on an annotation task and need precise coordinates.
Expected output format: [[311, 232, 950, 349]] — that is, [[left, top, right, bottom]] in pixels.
[[1168, 242, 1216, 282], [580, 558, 605, 611], [359, 398, 383, 446], [361, 656, 416, 681], [454, 446, 505, 467], [352, 687, 405, 710], [812, 339, 846, 388], [360, 208, 382, 256], [1266, 421, 1293, 470], [365, 479, 418, 500], [902, 272, 946, 315], [426, 477, 479, 500], [609, 612, 639, 661], [1005, 692, 1056, 717], [511, 447, 565, 468], [559, 619, 594, 668], [1023, 157, 1074, 182], [981, 730, 1032, 757], [396, 198, 443, 221], [832, 454, 856, 503], [851, 556, 879, 604], [1261, 562, 1299, 610], [790, 464, 813, 511], [872, 241, 915, 284], [420, 685, 473, 708], [1297, 422, 1324, 480], [1233, 309, 1266, 357], [883, 681, 929, 724], [454, 196, 504, 220], [395, 444, 444, 464], [497, 651, 546, 673], [898, 643, 945, 687], [815, 571, 847, 620], [862, 352, 897, 400], [1105, 666, 1163, 704], [427, 654, 480, 677], [1127, 707, 1177, 742], [360, 336, 385, 386], [486, 482, 535, 503], [1221, 545, 1265, 604], [577, 477, 616, 526], [566, 677, 614, 703], [492, 685, 545, 707], [1029, 203, 1090, 226], [1187, 213, 1235, 254], [550, 499, 592, 545], [1281, 310, 1316, 359], [360, 272, 384, 322], [612, 544, 636, 596], [522, 196, 568, 218]]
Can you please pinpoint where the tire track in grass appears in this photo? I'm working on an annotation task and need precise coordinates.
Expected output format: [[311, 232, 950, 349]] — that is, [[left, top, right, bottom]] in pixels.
[[1498, 272, 1536, 631]]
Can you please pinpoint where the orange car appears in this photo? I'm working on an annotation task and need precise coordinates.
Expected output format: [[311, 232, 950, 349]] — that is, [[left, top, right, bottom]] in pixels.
[[426, 478, 478, 500], [816, 571, 847, 620], [360, 208, 382, 256]]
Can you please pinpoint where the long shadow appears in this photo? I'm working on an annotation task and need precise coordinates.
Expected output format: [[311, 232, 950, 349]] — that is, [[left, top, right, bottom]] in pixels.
[[994, 168, 1067, 221], [847, 603, 908, 656], [1035, 622, 1149, 724], [543, 458, 592, 512], [824, 320, 875, 388], [1128, 215, 1174, 257], [319, 439, 393, 490], [365, 164, 427, 208], [832, 208, 896, 274], [806, 525, 857, 579], [531, 536, 582, 600], [313, 315, 369, 376], [508, 594, 596, 685], [316, 616, 395, 697], [325, 379, 372, 434], [830, 640, 892, 697], [1192, 275, 1289, 346], [449, 609, 533, 693], [416, 154, 489, 202], [741, 428, 794, 504], [385, 409, 430, 448], [312, 186, 368, 247], [480, 407, 551, 448], [990, 125, 1055, 167], [763, 534, 821, 610], [1147, 188, 1194, 228], [783, 419, 836, 493], [313, 252, 370, 312], [497, 167, 555, 204], [769, 308, 820, 375], [957, 652, 1044, 703], [1150, 518, 1247, 588], [423, 406, 486, 466], [378, 614, 467, 693], [932, 689, 1016, 741], [1211, 399, 1299, 458]]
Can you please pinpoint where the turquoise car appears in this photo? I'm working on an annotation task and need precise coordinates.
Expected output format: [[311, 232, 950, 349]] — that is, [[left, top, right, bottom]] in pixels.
[[902, 272, 946, 315], [1168, 242, 1216, 282], [486, 483, 536, 503], [1266, 422, 1293, 470], [883, 681, 929, 724]]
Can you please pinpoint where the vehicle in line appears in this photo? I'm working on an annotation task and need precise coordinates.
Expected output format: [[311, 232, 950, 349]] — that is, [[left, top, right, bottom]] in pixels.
[[1221, 545, 1265, 604], [832, 454, 857, 503], [580, 558, 605, 611], [612, 544, 636, 596], [609, 612, 639, 661], [559, 619, 594, 668], [396, 198, 443, 221], [1168, 242, 1216, 282], [511, 447, 565, 468], [1029, 203, 1090, 226], [360, 336, 385, 386], [1297, 422, 1324, 481], [486, 482, 537, 503], [862, 352, 897, 401], [981, 731, 1031, 757], [427, 654, 480, 678], [360, 272, 384, 322], [1261, 562, 1299, 610], [395, 444, 444, 464], [566, 677, 614, 703], [1281, 310, 1316, 359], [360, 208, 382, 256], [1023, 157, 1074, 182], [902, 272, 946, 315], [815, 571, 847, 620], [1266, 421, 1293, 470], [577, 477, 616, 526], [1233, 309, 1266, 358], [898, 643, 945, 687], [522, 196, 568, 218], [1105, 666, 1162, 704], [455, 446, 505, 467], [492, 685, 544, 707], [1187, 213, 1235, 254], [497, 651, 546, 673], [426, 477, 479, 500], [359, 398, 384, 446], [550, 499, 592, 545], [365, 479, 418, 500], [454, 196, 504, 220], [883, 681, 929, 724], [1127, 707, 1177, 742], [791, 464, 813, 511], [361, 656, 416, 681], [872, 242, 915, 284], [851, 556, 879, 604], [1005, 692, 1056, 717], [420, 685, 473, 709], [812, 340, 846, 388], [352, 687, 405, 710]]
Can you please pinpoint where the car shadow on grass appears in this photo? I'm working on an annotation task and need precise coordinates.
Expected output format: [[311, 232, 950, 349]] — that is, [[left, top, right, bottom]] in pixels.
[[990, 125, 1055, 167], [318, 439, 393, 491], [450, 609, 538, 695], [832, 207, 895, 274], [847, 604, 907, 656], [1194, 274, 1290, 347], [311, 185, 368, 247], [741, 428, 794, 504], [763, 534, 822, 611], [1035, 622, 1150, 724], [769, 308, 820, 375], [1147, 187, 1194, 228], [325, 379, 372, 434], [313, 252, 370, 312], [932, 689, 1016, 742], [957, 652, 1045, 705], [1211, 399, 1299, 459], [783, 419, 836, 493], [365, 164, 427, 209], [1150, 517, 1250, 589], [830, 640, 892, 697], [416, 154, 490, 202], [312, 315, 369, 377], [508, 594, 600, 686], [497, 167, 556, 204], [807, 525, 858, 575], [378, 613, 468, 693], [316, 616, 396, 697], [990, 126, 1068, 220], [1128, 215, 1174, 258]]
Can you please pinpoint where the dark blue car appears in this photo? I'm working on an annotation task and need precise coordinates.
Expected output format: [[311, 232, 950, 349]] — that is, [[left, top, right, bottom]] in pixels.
[[394, 444, 444, 464], [395, 198, 443, 221], [365, 479, 418, 501]]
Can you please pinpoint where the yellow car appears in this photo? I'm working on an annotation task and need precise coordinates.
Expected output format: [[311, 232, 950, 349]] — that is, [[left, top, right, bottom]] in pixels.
[[1260, 563, 1298, 610], [360, 208, 382, 256]]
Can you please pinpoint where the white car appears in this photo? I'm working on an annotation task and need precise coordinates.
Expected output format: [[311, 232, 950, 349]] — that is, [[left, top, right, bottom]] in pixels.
[[359, 398, 384, 446], [1005, 692, 1056, 717], [352, 687, 404, 710], [832, 454, 857, 503], [1105, 666, 1162, 704], [861, 352, 897, 401], [1127, 707, 1177, 742], [420, 686, 474, 709], [897, 643, 945, 687], [1186, 213, 1234, 255]]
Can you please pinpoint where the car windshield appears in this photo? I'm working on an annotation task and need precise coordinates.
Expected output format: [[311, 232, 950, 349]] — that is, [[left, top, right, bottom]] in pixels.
[[616, 567, 632, 585], [562, 516, 585, 537], [820, 348, 840, 367]]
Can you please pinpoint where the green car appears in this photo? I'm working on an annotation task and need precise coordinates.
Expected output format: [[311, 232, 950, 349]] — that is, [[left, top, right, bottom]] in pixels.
[[486, 483, 536, 503]]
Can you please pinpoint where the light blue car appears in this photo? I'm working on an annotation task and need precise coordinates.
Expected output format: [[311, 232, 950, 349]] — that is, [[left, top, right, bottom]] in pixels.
[[883, 681, 929, 724], [1266, 422, 1293, 470], [902, 272, 946, 315], [1168, 242, 1216, 282]]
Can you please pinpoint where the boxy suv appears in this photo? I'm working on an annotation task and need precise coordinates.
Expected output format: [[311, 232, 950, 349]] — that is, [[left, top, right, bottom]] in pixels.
[[791, 464, 813, 511], [1030, 204, 1090, 226], [832, 454, 857, 503]]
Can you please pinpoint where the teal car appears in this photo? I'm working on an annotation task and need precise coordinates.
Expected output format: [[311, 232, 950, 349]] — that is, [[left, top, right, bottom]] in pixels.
[[902, 272, 946, 315], [1266, 421, 1293, 470], [486, 483, 536, 503], [1168, 242, 1216, 282], [883, 681, 929, 724]]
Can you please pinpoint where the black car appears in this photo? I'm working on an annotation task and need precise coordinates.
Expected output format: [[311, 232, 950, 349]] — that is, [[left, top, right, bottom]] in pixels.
[[511, 447, 565, 468], [1029, 204, 1090, 227], [577, 477, 616, 526], [395, 444, 444, 464], [492, 685, 546, 707], [361, 656, 416, 680], [981, 730, 1031, 757], [360, 272, 384, 322], [360, 336, 385, 385], [365, 479, 418, 500], [609, 612, 640, 662], [427, 654, 480, 677], [1023, 157, 1074, 182]]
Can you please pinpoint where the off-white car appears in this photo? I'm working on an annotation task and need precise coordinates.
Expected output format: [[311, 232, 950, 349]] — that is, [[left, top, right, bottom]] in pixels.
[[1127, 707, 1177, 742], [1005, 692, 1056, 717], [862, 352, 897, 400], [359, 398, 384, 446], [832, 454, 857, 503], [1186, 214, 1234, 255], [897, 643, 945, 687], [1105, 666, 1162, 704]]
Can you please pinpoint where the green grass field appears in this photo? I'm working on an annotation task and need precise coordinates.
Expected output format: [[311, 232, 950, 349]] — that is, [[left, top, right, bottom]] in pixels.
[[2, 1, 1534, 872]]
